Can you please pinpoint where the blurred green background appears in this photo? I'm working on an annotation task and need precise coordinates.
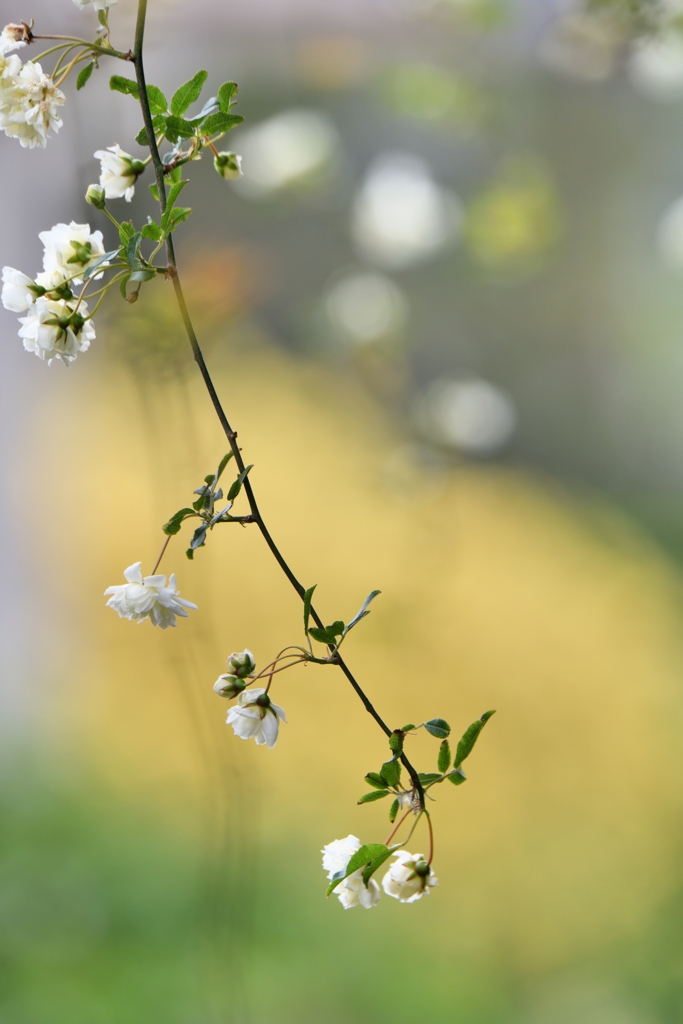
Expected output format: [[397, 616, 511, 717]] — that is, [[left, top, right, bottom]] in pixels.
[[3, 0, 683, 1020]]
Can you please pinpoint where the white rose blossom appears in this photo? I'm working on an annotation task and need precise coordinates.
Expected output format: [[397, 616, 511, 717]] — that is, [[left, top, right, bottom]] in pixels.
[[381, 850, 438, 903], [1, 60, 65, 148], [0, 25, 27, 56], [17, 295, 95, 365], [39, 222, 106, 285], [2, 266, 37, 312], [322, 835, 381, 910], [0, 52, 21, 121], [104, 562, 198, 629], [226, 687, 286, 749], [72, 0, 119, 10], [94, 143, 142, 202]]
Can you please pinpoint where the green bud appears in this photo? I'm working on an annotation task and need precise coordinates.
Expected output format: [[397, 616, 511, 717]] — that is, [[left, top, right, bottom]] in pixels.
[[69, 312, 86, 334], [414, 859, 430, 878], [85, 184, 106, 209], [214, 151, 242, 181], [129, 159, 146, 176], [255, 693, 271, 709], [212, 674, 246, 699], [226, 649, 256, 678]]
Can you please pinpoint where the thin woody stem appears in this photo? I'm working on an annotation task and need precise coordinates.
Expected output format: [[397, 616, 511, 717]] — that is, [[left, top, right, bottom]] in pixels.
[[384, 807, 413, 846], [425, 810, 434, 865], [132, 0, 425, 809], [151, 533, 171, 574]]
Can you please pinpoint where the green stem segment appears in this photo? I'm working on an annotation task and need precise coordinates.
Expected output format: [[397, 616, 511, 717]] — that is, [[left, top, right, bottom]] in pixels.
[[131, 0, 424, 808]]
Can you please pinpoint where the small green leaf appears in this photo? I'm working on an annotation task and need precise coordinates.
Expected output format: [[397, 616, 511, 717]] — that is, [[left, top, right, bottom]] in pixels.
[[162, 508, 196, 536], [201, 111, 244, 135], [136, 114, 166, 147], [118, 221, 135, 245], [447, 767, 467, 786], [364, 772, 388, 790], [82, 250, 119, 282], [418, 772, 443, 786], [110, 75, 138, 98], [437, 740, 451, 773], [454, 711, 496, 768], [303, 584, 317, 636], [171, 70, 208, 116], [164, 180, 187, 214], [76, 63, 94, 91], [119, 273, 131, 299], [126, 231, 142, 268], [308, 627, 338, 646], [401, 724, 416, 732], [328, 621, 345, 637], [141, 218, 163, 241], [343, 590, 381, 636], [326, 844, 388, 896], [358, 790, 390, 804], [227, 463, 253, 501], [389, 798, 399, 822], [149, 183, 159, 201], [165, 206, 192, 232], [380, 759, 401, 788], [217, 81, 238, 112], [146, 85, 168, 114], [129, 269, 156, 283], [215, 452, 234, 481], [97, 8, 107, 26], [362, 847, 394, 885], [164, 114, 195, 142], [425, 718, 451, 739], [389, 731, 403, 756]]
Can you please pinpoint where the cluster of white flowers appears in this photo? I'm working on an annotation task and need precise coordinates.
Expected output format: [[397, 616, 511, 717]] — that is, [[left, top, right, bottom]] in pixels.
[[0, 32, 65, 148], [213, 650, 287, 748], [322, 835, 438, 909], [2, 222, 106, 365], [104, 562, 198, 629]]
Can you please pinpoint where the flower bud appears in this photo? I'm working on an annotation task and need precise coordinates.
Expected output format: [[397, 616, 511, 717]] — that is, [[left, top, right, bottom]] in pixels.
[[226, 649, 255, 678], [214, 151, 243, 181], [213, 674, 246, 699], [255, 692, 271, 709], [414, 859, 431, 878], [85, 184, 106, 209]]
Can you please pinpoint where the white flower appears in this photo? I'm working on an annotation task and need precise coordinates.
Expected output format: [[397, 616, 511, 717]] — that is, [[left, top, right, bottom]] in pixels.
[[39, 222, 106, 285], [322, 835, 381, 910], [94, 144, 141, 202], [72, 0, 119, 10], [381, 850, 438, 903], [226, 649, 256, 678], [2, 266, 36, 311], [104, 562, 197, 629], [396, 790, 420, 812], [226, 687, 286, 748], [1, 61, 65, 148], [0, 25, 28, 55], [17, 296, 95, 365], [0, 52, 21, 119]]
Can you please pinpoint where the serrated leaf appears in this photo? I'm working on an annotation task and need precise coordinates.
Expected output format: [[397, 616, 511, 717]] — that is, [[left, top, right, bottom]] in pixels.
[[201, 111, 244, 135], [82, 250, 119, 282], [447, 767, 467, 786], [389, 731, 403, 755], [162, 180, 187, 217], [380, 759, 401, 788], [364, 772, 388, 790], [343, 590, 381, 636], [358, 790, 390, 804], [217, 81, 238, 112], [118, 221, 135, 245], [425, 718, 451, 739], [76, 62, 94, 91], [418, 772, 443, 785], [162, 508, 196, 536], [308, 627, 338, 646], [389, 798, 399, 822], [326, 843, 388, 897], [146, 85, 168, 114], [215, 452, 234, 481], [125, 231, 142, 268], [164, 114, 195, 142], [303, 584, 317, 636], [227, 463, 253, 501], [141, 218, 163, 241], [136, 115, 166, 147], [362, 847, 394, 885], [328, 621, 345, 637], [438, 740, 451, 773], [454, 711, 496, 768], [167, 206, 192, 229], [110, 75, 138, 98], [171, 70, 208, 116]]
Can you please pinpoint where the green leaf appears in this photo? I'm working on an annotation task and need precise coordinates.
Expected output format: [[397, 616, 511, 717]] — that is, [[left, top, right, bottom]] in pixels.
[[188, 523, 208, 554], [163, 179, 187, 216], [110, 75, 138, 98], [447, 767, 467, 786], [129, 268, 156, 283], [362, 847, 394, 885], [454, 711, 496, 769], [126, 231, 142, 268], [389, 731, 403, 755], [149, 183, 159, 201], [164, 114, 196, 142], [227, 463, 253, 501], [437, 740, 451, 773], [217, 81, 238, 112], [358, 790, 390, 805], [118, 221, 135, 245], [164, 207, 192, 233], [418, 772, 443, 786], [380, 759, 401, 788], [162, 508, 196, 536], [136, 115, 166, 147], [119, 273, 131, 299], [146, 85, 168, 114], [389, 798, 399, 822], [215, 452, 234, 481], [201, 111, 244, 135], [425, 718, 451, 739], [328, 621, 345, 637], [97, 8, 107, 27], [76, 62, 94, 91], [364, 772, 388, 790], [303, 584, 317, 636], [401, 724, 416, 732], [141, 218, 163, 241], [308, 627, 338, 646], [171, 70, 208, 116], [326, 844, 388, 897], [343, 590, 381, 636], [82, 250, 119, 282]]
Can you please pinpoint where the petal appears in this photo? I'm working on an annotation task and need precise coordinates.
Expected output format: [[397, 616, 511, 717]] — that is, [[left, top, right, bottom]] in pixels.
[[260, 710, 280, 749], [123, 562, 143, 584]]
